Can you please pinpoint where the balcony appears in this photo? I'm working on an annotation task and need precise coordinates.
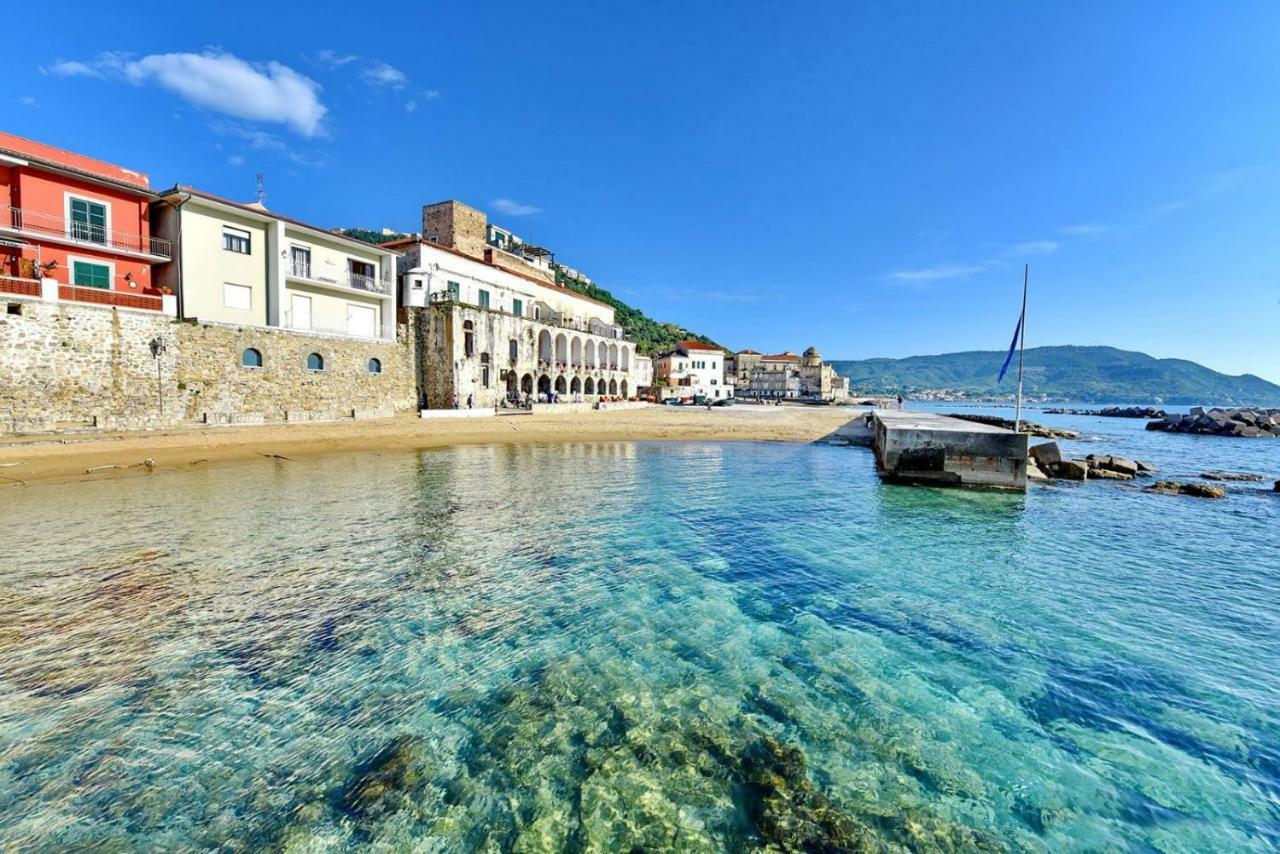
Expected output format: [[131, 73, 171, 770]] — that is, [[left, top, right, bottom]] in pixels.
[[287, 258, 391, 296], [0, 205, 171, 260]]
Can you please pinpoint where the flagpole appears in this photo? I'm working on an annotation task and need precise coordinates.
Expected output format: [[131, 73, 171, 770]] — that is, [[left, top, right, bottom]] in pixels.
[[1015, 264, 1028, 433]]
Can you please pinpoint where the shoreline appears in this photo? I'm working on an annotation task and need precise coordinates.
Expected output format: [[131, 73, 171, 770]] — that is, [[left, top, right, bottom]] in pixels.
[[0, 405, 862, 488]]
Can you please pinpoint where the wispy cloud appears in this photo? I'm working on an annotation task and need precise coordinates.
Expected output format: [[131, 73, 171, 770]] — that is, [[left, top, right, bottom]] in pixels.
[[18, 95, 36, 106], [227, 154, 245, 166], [491, 198, 541, 217], [890, 264, 985, 283], [44, 51, 327, 137], [316, 50, 358, 68], [362, 61, 406, 89], [210, 121, 321, 167], [1059, 223, 1109, 237], [1001, 240, 1059, 258], [42, 59, 101, 78]]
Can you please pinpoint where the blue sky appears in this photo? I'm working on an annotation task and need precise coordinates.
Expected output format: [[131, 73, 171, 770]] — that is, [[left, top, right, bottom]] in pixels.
[[10, 1, 1280, 381]]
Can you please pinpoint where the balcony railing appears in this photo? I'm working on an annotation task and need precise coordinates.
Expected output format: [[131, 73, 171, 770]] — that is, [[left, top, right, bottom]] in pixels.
[[288, 259, 391, 295], [0, 275, 41, 298], [0, 205, 172, 259]]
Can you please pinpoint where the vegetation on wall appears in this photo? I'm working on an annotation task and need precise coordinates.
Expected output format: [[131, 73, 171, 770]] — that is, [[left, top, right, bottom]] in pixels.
[[550, 263, 727, 356]]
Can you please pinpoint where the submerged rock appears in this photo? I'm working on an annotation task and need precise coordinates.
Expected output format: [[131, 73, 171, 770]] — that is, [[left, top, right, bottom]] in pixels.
[[1147, 481, 1226, 499], [339, 735, 427, 821], [1200, 471, 1265, 482]]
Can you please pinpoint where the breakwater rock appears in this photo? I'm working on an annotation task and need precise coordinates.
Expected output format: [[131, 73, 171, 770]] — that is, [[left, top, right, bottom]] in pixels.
[[945, 413, 1079, 439], [1044, 406, 1166, 418], [1148, 481, 1226, 499], [1146, 407, 1280, 437], [1027, 443, 1154, 483]]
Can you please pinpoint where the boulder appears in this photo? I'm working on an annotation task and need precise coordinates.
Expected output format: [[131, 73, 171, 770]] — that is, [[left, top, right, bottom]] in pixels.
[[1048, 459, 1089, 480], [1201, 471, 1265, 482], [1274, 480, 1279, 493], [1026, 460, 1049, 482], [1086, 454, 1139, 476], [1135, 459, 1157, 473], [1089, 468, 1133, 481], [1148, 481, 1226, 499], [1030, 442, 1062, 466]]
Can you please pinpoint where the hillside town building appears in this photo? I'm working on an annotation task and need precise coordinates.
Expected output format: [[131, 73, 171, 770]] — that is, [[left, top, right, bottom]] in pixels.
[[151, 187, 397, 340], [654, 341, 731, 400], [391, 200, 639, 408], [0, 131, 173, 313], [734, 346, 850, 401]]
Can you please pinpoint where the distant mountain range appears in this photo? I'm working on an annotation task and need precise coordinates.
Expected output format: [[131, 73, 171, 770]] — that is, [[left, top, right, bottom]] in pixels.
[[827, 346, 1280, 405]]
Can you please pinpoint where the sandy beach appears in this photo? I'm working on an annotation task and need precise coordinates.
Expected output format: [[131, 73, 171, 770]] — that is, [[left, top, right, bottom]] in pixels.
[[0, 404, 862, 488]]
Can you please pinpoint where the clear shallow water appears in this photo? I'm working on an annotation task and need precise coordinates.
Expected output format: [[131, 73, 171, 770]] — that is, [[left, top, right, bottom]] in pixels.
[[0, 431, 1277, 851]]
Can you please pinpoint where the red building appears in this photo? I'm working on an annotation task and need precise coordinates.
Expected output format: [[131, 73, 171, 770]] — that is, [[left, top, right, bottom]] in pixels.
[[0, 132, 171, 310]]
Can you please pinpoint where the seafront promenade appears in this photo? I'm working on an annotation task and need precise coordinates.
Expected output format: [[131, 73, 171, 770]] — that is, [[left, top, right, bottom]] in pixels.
[[0, 404, 860, 486]]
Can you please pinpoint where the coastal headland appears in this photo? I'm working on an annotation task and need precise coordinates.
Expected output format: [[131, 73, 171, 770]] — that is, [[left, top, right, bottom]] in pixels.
[[0, 405, 860, 487]]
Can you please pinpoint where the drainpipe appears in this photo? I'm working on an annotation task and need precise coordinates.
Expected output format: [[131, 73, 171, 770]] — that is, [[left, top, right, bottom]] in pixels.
[[157, 190, 192, 319]]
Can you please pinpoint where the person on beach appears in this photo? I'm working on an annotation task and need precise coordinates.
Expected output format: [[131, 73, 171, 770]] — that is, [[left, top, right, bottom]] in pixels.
[[452, 394, 459, 410], [897, 394, 904, 411], [467, 394, 473, 409]]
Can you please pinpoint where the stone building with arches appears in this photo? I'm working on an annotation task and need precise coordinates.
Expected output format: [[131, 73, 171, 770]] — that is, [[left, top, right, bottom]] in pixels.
[[391, 230, 639, 409]]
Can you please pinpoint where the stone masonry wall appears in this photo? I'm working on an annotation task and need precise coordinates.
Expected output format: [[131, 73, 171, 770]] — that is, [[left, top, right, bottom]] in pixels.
[[0, 296, 417, 433]]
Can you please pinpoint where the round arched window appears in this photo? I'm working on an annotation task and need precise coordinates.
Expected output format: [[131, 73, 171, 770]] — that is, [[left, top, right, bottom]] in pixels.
[[307, 352, 324, 371], [241, 348, 263, 368], [367, 358, 382, 374]]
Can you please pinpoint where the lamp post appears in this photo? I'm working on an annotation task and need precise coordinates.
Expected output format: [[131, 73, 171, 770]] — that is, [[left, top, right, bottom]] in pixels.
[[149, 337, 166, 415]]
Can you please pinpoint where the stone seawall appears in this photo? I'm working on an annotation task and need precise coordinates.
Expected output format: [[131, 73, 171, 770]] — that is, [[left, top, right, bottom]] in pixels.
[[0, 296, 416, 433]]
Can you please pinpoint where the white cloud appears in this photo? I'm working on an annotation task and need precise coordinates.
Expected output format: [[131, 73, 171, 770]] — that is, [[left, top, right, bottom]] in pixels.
[[44, 60, 101, 78], [1150, 200, 1188, 216], [19, 95, 36, 106], [362, 62, 406, 88], [404, 99, 417, 113], [890, 264, 985, 283], [227, 154, 245, 166], [491, 198, 541, 217], [121, 51, 327, 136], [1001, 240, 1059, 257], [423, 89, 441, 100], [316, 50, 358, 68], [1060, 223, 1109, 236]]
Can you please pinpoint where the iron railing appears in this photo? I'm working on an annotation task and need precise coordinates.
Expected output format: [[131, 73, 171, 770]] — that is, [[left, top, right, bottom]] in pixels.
[[0, 205, 172, 259], [288, 258, 391, 295]]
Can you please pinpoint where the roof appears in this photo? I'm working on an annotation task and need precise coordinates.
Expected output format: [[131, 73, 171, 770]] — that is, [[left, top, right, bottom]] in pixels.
[[157, 185, 392, 254], [0, 131, 153, 193], [392, 236, 613, 310], [736, 349, 762, 355], [762, 352, 801, 362], [677, 340, 722, 353]]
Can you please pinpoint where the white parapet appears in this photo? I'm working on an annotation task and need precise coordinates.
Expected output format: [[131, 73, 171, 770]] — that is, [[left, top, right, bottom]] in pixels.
[[40, 278, 59, 302]]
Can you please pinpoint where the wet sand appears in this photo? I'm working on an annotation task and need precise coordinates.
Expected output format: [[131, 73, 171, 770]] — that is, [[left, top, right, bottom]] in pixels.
[[0, 405, 863, 488]]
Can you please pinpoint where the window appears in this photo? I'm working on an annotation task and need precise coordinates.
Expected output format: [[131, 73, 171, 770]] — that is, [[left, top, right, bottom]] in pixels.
[[69, 198, 107, 244], [290, 246, 311, 278], [478, 289, 490, 309], [222, 227, 251, 254], [72, 260, 111, 289], [241, 348, 263, 368], [348, 259, 375, 288], [223, 283, 252, 310], [307, 352, 324, 371], [481, 352, 491, 387], [463, 320, 475, 357], [509, 338, 519, 361], [512, 298, 523, 317], [447, 280, 461, 301], [367, 358, 382, 374]]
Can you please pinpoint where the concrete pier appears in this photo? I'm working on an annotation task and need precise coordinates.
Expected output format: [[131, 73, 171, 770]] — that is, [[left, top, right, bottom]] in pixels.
[[871, 411, 1029, 490]]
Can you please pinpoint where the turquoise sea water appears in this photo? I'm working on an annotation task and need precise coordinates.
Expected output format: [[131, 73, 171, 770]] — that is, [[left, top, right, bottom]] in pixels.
[[1, 411, 1278, 851]]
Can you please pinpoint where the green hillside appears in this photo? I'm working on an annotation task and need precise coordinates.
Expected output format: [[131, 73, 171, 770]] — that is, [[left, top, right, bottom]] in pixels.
[[827, 346, 1280, 405], [550, 264, 726, 356]]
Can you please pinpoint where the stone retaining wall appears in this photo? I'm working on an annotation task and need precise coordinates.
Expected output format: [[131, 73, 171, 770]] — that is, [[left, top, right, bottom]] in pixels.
[[0, 295, 417, 434]]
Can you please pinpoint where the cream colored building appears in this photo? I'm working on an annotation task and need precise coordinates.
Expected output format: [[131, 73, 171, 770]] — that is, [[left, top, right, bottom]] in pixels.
[[152, 187, 397, 340]]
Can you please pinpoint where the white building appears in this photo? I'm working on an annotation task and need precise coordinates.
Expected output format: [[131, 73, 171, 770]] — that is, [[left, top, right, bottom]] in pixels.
[[653, 340, 732, 401]]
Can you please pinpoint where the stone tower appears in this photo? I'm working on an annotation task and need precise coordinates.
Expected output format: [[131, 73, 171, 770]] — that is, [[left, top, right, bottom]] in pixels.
[[802, 346, 822, 368], [421, 200, 488, 260]]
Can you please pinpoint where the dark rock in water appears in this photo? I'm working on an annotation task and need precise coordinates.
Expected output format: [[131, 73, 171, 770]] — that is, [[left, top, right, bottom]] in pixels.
[[1087, 455, 1139, 477], [1135, 459, 1157, 473], [1044, 406, 1166, 418], [1029, 442, 1062, 466], [1148, 481, 1226, 499], [1088, 467, 1133, 481], [1026, 459, 1049, 481], [1146, 407, 1280, 438], [1047, 460, 1089, 481], [1200, 471, 1265, 482], [339, 734, 426, 820]]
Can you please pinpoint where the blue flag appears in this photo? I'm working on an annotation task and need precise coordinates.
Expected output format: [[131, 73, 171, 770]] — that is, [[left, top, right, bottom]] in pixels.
[[997, 312, 1023, 383]]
